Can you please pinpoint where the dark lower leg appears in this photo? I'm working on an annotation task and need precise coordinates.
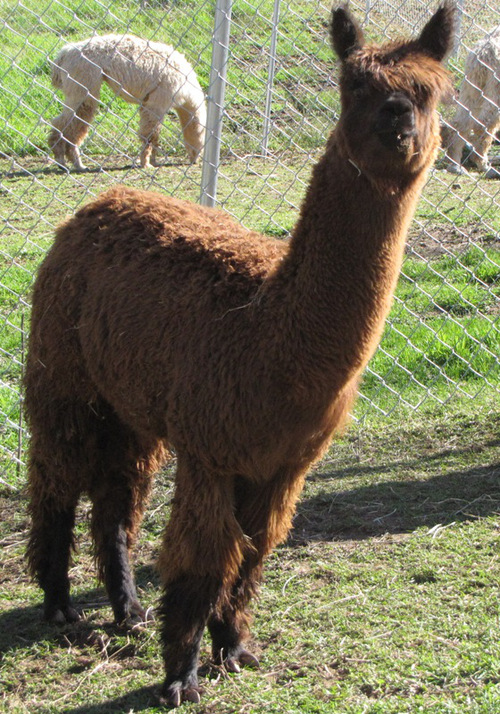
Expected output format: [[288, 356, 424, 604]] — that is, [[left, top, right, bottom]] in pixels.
[[208, 564, 262, 671], [28, 506, 80, 624], [207, 471, 307, 670], [159, 574, 220, 707], [89, 418, 160, 626], [97, 519, 145, 625]]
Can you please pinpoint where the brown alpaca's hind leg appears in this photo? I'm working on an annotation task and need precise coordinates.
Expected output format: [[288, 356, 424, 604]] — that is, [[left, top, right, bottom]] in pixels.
[[88, 408, 167, 627], [26, 400, 102, 624], [157, 458, 248, 707], [27, 491, 81, 624], [208, 470, 306, 671]]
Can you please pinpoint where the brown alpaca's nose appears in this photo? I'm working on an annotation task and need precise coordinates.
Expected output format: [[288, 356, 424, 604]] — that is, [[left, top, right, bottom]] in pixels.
[[375, 93, 416, 148]]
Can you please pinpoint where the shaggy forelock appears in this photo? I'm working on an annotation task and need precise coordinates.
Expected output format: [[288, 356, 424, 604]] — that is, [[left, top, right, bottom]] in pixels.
[[344, 41, 453, 100]]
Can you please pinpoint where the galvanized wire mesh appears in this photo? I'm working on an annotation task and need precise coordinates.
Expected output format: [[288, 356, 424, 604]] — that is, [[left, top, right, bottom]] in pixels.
[[1, 0, 499, 489]]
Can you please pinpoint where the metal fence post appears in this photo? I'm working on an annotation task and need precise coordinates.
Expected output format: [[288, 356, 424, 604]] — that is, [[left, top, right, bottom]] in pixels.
[[261, 0, 281, 157], [453, 0, 464, 56], [199, 0, 233, 207]]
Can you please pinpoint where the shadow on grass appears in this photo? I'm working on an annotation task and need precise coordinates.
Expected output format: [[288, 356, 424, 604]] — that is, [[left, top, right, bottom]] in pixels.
[[313, 435, 500, 481], [0, 564, 159, 657], [60, 684, 160, 714], [293, 458, 500, 543], [1, 157, 187, 180]]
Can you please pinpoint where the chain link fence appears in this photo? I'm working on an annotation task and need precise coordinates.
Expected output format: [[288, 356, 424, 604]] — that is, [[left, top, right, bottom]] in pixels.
[[1, 0, 499, 489]]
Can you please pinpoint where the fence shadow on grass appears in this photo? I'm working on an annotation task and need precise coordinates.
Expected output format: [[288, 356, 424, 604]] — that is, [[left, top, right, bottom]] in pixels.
[[292, 452, 500, 544]]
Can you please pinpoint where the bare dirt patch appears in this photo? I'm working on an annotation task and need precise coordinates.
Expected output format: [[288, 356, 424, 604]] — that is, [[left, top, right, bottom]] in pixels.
[[408, 221, 499, 259]]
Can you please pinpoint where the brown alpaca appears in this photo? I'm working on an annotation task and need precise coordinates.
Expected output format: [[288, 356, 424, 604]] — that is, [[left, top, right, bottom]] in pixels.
[[25, 4, 454, 707]]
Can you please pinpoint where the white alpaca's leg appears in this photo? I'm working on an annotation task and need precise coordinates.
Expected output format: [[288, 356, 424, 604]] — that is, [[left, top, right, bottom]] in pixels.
[[445, 106, 471, 174], [175, 106, 205, 164], [49, 99, 98, 171], [50, 63, 101, 171], [63, 99, 98, 171], [470, 95, 500, 178], [138, 102, 165, 168], [48, 110, 71, 168]]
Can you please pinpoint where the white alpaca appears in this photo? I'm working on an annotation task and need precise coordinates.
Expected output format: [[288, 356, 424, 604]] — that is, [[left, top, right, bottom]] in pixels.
[[445, 24, 500, 178], [48, 34, 207, 170]]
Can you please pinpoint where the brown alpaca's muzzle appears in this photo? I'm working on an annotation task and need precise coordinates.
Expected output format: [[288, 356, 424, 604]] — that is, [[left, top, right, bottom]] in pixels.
[[374, 92, 416, 151]]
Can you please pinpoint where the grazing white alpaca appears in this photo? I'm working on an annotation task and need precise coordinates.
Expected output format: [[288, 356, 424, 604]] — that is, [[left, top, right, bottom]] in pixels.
[[48, 34, 206, 170], [444, 23, 500, 178]]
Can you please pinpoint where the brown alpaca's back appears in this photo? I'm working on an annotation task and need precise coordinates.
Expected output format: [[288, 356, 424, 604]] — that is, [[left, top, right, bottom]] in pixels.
[[27, 188, 297, 460], [25, 4, 455, 708]]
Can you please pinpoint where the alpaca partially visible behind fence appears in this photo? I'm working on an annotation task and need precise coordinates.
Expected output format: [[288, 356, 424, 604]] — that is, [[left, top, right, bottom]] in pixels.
[[444, 23, 500, 178], [48, 34, 207, 171]]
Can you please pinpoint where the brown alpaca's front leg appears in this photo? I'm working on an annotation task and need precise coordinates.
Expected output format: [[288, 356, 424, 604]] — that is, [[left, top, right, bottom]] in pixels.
[[159, 574, 221, 706], [207, 471, 308, 671], [207, 572, 260, 672], [157, 461, 247, 707]]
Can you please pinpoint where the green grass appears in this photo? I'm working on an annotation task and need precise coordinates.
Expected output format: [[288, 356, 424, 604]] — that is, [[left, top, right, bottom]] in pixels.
[[1, 398, 499, 712]]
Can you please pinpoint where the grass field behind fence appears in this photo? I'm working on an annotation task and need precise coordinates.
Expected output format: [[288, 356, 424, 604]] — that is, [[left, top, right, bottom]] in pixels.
[[0, 0, 336, 161]]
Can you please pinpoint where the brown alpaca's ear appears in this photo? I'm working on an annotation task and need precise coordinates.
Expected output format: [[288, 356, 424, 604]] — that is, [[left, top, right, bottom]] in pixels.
[[417, 2, 456, 61], [330, 6, 365, 61]]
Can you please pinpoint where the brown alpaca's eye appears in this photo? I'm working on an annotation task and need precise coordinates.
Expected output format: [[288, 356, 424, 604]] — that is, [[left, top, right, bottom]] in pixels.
[[413, 82, 430, 102]]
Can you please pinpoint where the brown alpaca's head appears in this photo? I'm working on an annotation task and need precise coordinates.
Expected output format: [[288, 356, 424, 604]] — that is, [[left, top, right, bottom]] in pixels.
[[330, 3, 455, 180]]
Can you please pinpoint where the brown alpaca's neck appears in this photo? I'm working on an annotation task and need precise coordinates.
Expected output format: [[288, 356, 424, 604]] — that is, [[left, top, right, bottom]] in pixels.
[[267, 136, 431, 396]]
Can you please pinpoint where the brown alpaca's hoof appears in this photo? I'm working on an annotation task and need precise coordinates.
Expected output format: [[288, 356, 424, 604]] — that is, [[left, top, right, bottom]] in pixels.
[[159, 680, 203, 708], [225, 648, 260, 673], [115, 601, 153, 630], [46, 605, 81, 625]]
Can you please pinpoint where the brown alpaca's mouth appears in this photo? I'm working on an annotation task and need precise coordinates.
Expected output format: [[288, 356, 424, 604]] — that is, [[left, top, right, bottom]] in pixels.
[[376, 127, 416, 153]]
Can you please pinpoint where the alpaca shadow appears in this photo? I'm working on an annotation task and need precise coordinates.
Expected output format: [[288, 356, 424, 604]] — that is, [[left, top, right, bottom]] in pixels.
[[292, 447, 500, 543], [0, 564, 159, 657], [0, 586, 104, 657], [311, 435, 500, 482], [59, 684, 159, 714]]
